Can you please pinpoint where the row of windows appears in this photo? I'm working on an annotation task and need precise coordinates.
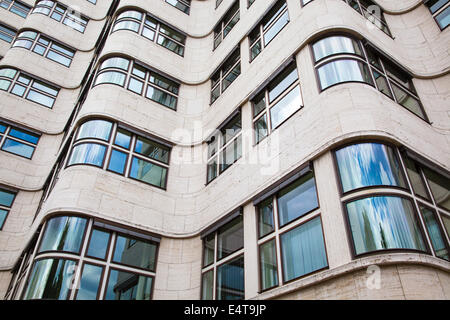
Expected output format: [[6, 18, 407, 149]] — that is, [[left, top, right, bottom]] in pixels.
[[165, 0, 191, 15], [111, 9, 186, 57], [4, 141, 450, 299], [424, 0, 450, 30], [0, 0, 30, 18], [0, 68, 59, 108], [0, 23, 15, 43], [32, 0, 89, 33], [66, 119, 171, 190], [93, 56, 180, 110], [12, 30, 75, 67], [0, 121, 40, 159]]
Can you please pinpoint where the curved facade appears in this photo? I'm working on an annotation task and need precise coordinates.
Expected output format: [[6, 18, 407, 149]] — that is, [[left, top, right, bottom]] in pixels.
[[0, 0, 449, 300]]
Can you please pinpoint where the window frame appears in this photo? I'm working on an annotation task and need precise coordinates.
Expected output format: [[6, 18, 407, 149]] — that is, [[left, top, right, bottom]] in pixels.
[[0, 120, 41, 160], [0, 186, 17, 231], [0, 0, 31, 18], [210, 47, 241, 104], [424, 0, 450, 30], [213, 0, 240, 50]]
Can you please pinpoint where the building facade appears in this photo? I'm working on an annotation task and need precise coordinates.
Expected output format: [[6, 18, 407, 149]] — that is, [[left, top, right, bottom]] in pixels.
[[0, 0, 449, 300]]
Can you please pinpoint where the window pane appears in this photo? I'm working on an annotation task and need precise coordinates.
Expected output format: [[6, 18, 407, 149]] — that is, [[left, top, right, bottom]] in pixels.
[[436, 6, 450, 29], [221, 112, 241, 146], [270, 86, 302, 129], [335, 143, 407, 193], [146, 85, 177, 109], [105, 269, 152, 300], [201, 270, 214, 300], [113, 234, 157, 271], [0, 189, 15, 207], [420, 206, 449, 260], [1, 138, 34, 158], [77, 120, 112, 141], [76, 264, 103, 300], [260, 239, 278, 290], [268, 63, 298, 103], [134, 137, 170, 164], [258, 198, 274, 237], [219, 134, 242, 173], [39, 216, 87, 253], [114, 128, 131, 149], [317, 59, 373, 90], [426, 0, 448, 14], [68, 143, 106, 167], [46, 50, 71, 66], [26, 89, 55, 107], [129, 157, 167, 188], [254, 114, 268, 143], [422, 167, 450, 211], [222, 63, 241, 92], [8, 128, 39, 144], [312, 36, 362, 62], [263, 9, 289, 46], [94, 71, 126, 86], [203, 233, 215, 267], [277, 172, 318, 227], [216, 256, 244, 300], [403, 157, 430, 200], [23, 259, 77, 300], [87, 228, 110, 259], [0, 208, 7, 229], [207, 157, 217, 183], [346, 196, 426, 255], [217, 215, 243, 260], [442, 214, 450, 239], [99, 57, 130, 71], [157, 34, 185, 56], [373, 70, 393, 99], [391, 83, 425, 120], [281, 217, 328, 282], [128, 77, 143, 94], [108, 149, 127, 174]]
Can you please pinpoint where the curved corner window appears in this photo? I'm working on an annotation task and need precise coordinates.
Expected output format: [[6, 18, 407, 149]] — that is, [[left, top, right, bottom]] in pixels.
[[32, 1, 88, 33], [38, 216, 87, 253], [311, 35, 427, 121], [93, 57, 180, 110], [66, 119, 171, 189], [335, 142, 407, 193], [346, 196, 426, 255]]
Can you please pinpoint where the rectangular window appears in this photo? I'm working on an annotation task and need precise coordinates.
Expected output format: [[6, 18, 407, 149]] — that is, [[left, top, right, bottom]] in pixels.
[[210, 47, 241, 104], [0, 0, 31, 18], [165, 0, 191, 14], [249, 0, 289, 61], [252, 61, 303, 143], [213, 1, 240, 49], [201, 214, 244, 300], [206, 111, 242, 183], [12, 31, 75, 67], [0, 23, 16, 43], [255, 167, 327, 291], [0, 188, 16, 230], [32, 1, 89, 33], [342, 0, 392, 36], [424, 0, 450, 30], [0, 121, 40, 159]]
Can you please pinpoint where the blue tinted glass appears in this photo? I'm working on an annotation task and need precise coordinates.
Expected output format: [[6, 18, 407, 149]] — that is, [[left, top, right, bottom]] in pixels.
[[26, 89, 55, 107], [108, 149, 127, 174], [281, 217, 328, 282], [0, 189, 15, 207], [77, 120, 112, 141], [39, 216, 87, 253], [76, 264, 103, 300], [346, 196, 426, 255], [9, 128, 39, 144], [335, 143, 407, 193], [0, 123, 6, 133], [87, 229, 110, 259], [1, 139, 34, 158], [0, 209, 7, 229], [277, 172, 318, 226], [68, 143, 106, 167], [114, 129, 131, 149]]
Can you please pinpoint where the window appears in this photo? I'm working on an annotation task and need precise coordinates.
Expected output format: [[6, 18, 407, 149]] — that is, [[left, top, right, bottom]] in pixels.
[[21, 215, 159, 300], [252, 62, 303, 143], [213, 1, 240, 49], [255, 167, 327, 291], [86, 0, 96, 4], [424, 0, 450, 30], [210, 47, 241, 104], [0, 121, 40, 159], [216, 0, 224, 9], [0, 23, 16, 43], [12, 31, 75, 67], [249, 0, 289, 61], [342, 0, 391, 36], [112, 10, 186, 56], [165, 0, 191, 14], [206, 111, 242, 183], [202, 214, 244, 300], [311, 35, 427, 121], [0, 188, 16, 230], [334, 141, 450, 261], [32, 0, 89, 33], [0, 0, 31, 18], [248, 0, 256, 7], [0, 68, 59, 108], [93, 57, 180, 110], [67, 119, 171, 190]]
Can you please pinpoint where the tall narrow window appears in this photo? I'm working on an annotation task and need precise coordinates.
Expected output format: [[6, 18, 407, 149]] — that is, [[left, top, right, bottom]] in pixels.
[[201, 214, 244, 300], [0, 188, 16, 230], [210, 48, 241, 104], [213, 1, 240, 49]]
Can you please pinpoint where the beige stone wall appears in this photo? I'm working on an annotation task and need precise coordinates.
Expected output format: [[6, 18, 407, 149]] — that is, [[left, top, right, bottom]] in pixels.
[[0, 0, 448, 299]]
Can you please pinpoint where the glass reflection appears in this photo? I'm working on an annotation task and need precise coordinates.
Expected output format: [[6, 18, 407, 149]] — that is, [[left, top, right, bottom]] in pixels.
[[77, 120, 112, 141], [113, 235, 157, 271], [216, 256, 244, 300], [105, 269, 152, 300], [312, 36, 362, 62], [260, 239, 278, 290], [420, 206, 449, 260], [68, 143, 106, 167], [39, 216, 87, 253], [346, 196, 426, 255], [317, 59, 372, 90], [336, 143, 407, 193], [76, 264, 103, 300], [217, 215, 244, 260]]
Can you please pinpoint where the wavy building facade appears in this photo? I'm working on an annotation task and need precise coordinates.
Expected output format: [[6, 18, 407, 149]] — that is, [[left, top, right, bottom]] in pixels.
[[0, 0, 449, 300]]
